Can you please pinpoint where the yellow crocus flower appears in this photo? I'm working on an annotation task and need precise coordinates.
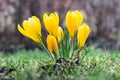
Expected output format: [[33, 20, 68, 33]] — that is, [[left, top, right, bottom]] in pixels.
[[18, 16, 42, 44], [57, 26, 64, 43], [47, 35, 58, 53], [77, 23, 90, 48], [66, 11, 84, 38], [43, 12, 59, 36]]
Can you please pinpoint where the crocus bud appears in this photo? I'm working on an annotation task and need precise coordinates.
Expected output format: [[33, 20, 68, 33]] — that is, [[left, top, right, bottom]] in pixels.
[[77, 23, 90, 48], [18, 16, 42, 44], [47, 35, 58, 53], [66, 11, 84, 38]]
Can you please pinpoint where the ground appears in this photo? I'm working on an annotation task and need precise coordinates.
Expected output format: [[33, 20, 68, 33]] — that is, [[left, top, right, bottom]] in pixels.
[[0, 46, 120, 80]]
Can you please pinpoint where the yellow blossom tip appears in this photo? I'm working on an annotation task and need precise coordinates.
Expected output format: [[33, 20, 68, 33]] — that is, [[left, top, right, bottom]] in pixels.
[[43, 12, 59, 36], [66, 10, 84, 38], [47, 35, 58, 53], [77, 23, 90, 48], [18, 16, 42, 44]]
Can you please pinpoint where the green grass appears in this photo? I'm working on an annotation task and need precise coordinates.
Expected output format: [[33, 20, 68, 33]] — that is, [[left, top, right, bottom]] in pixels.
[[0, 47, 120, 80]]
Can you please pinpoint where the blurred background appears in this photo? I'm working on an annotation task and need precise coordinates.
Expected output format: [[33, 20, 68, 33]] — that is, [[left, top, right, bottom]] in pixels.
[[0, 0, 120, 52]]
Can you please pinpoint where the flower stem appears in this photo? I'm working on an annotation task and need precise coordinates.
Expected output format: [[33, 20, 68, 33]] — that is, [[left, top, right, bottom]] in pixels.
[[37, 43, 55, 61], [42, 44, 55, 60], [69, 38, 73, 58], [53, 52, 60, 60], [77, 48, 83, 59]]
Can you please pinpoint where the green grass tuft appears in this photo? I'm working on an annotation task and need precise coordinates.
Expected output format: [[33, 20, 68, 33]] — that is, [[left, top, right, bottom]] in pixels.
[[0, 47, 120, 80]]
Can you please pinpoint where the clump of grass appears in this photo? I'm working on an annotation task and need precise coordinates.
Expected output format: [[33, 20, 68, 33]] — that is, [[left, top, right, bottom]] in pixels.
[[0, 47, 120, 80]]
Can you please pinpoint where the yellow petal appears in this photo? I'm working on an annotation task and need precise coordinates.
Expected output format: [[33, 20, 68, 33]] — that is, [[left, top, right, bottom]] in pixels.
[[18, 24, 28, 37], [66, 11, 71, 33], [32, 16, 41, 27], [66, 11, 84, 38], [22, 20, 29, 31], [50, 12, 59, 27], [18, 24, 39, 43], [47, 35, 53, 53], [18, 16, 43, 44], [43, 12, 59, 36], [74, 11, 84, 27], [43, 13, 52, 34], [47, 35, 58, 53], [28, 18, 37, 35], [51, 36, 58, 53], [66, 11, 75, 38], [32, 16, 41, 36], [54, 12, 59, 26], [50, 12, 59, 36], [77, 23, 90, 48], [57, 26, 64, 43]]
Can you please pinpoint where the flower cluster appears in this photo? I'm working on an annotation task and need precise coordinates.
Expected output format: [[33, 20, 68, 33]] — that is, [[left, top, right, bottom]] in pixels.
[[18, 10, 90, 60]]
